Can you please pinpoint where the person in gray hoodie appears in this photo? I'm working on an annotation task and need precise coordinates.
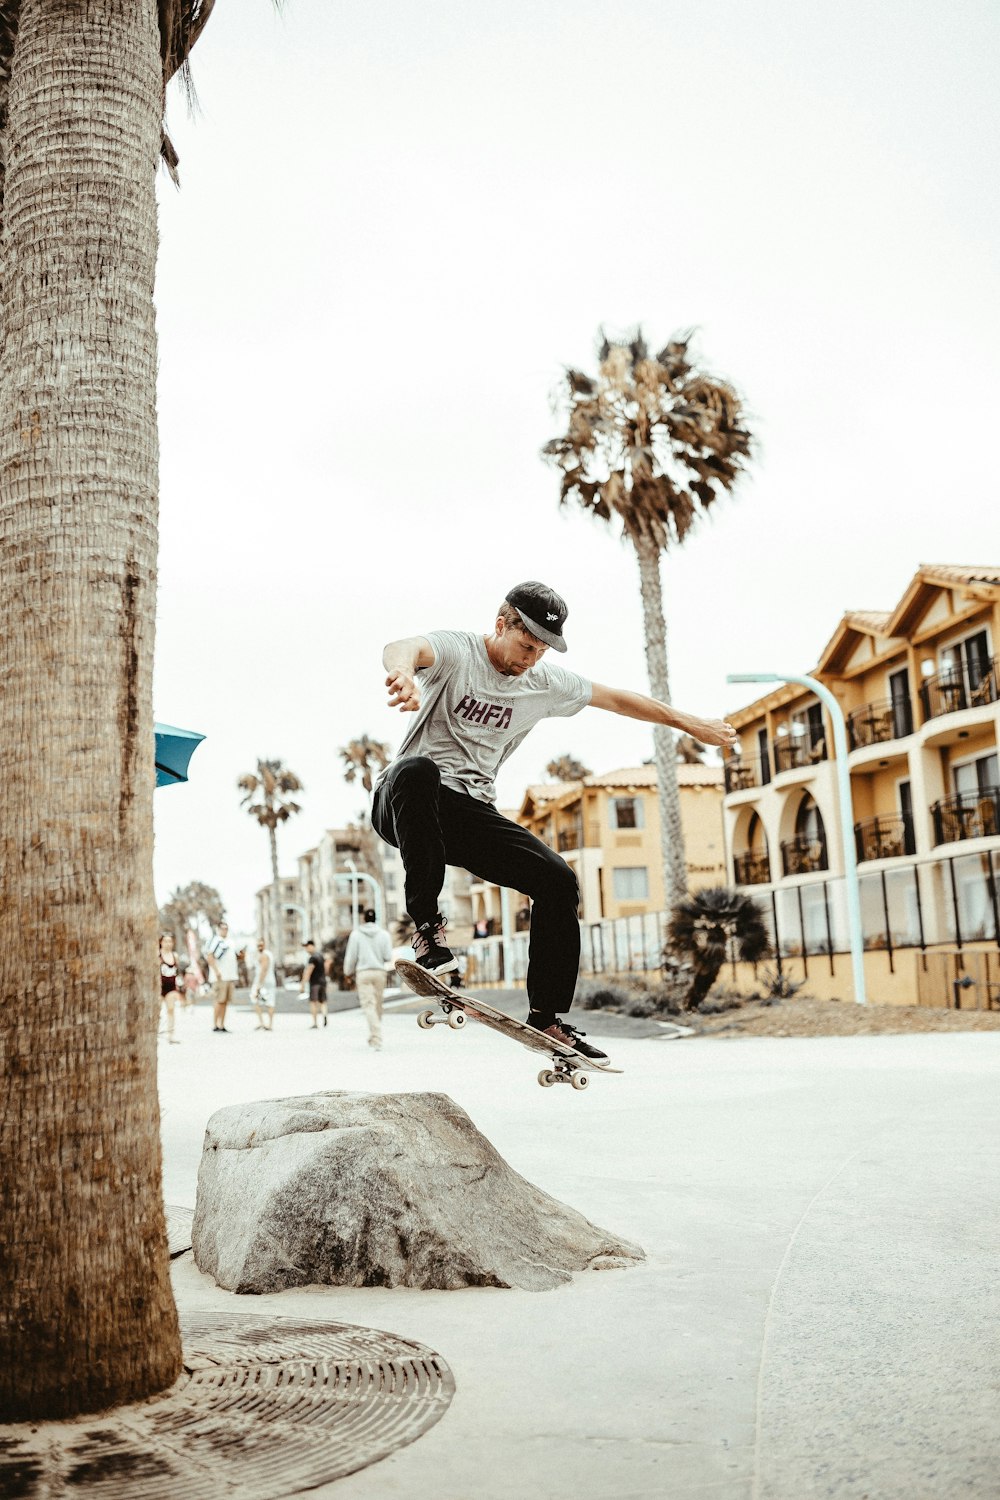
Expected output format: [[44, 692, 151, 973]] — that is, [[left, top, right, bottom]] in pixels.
[[344, 909, 393, 1050]]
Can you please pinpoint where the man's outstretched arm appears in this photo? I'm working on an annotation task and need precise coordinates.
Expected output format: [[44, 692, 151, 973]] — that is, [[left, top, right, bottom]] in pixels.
[[383, 636, 435, 713], [589, 682, 738, 750]]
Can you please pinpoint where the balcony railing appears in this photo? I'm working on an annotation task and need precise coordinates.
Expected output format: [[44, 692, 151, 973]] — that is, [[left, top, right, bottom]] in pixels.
[[920, 660, 999, 721], [557, 827, 582, 852], [847, 698, 914, 750], [931, 788, 1000, 846], [854, 813, 916, 863], [724, 755, 767, 793], [734, 851, 771, 885], [773, 736, 827, 774], [780, 835, 828, 876]]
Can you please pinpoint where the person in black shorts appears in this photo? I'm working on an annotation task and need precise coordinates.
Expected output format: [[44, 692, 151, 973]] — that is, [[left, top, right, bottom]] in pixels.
[[159, 932, 180, 1045], [300, 939, 328, 1029]]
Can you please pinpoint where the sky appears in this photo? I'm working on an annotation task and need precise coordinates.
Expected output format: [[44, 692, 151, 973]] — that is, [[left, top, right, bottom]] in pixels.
[[151, 0, 1000, 929]]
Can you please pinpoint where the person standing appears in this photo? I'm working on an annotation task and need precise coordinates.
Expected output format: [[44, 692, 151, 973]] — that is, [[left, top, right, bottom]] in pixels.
[[250, 938, 277, 1031], [300, 940, 328, 1029], [344, 908, 393, 1050], [159, 933, 180, 1044], [205, 920, 239, 1033]]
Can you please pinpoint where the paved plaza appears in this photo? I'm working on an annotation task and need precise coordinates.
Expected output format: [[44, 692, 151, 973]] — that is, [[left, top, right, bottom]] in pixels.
[[160, 996, 1000, 1499]]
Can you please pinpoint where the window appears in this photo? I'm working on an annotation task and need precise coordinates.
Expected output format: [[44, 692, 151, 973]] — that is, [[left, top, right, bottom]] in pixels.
[[795, 794, 825, 844], [791, 702, 825, 753], [612, 867, 649, 900], [954, 753, 999, 798], [941, 629, 991, 692], [757, 727, 771, 784], [888, 667, 912, 737], [610, 796, 644, 830]]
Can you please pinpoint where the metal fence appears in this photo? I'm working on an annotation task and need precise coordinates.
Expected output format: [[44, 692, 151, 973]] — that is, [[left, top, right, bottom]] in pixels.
[[759, 848, 1000, 976], [459, 847, 1000, 988]]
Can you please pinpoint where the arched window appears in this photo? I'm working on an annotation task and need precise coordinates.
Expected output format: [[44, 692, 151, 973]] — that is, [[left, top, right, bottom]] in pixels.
[[795, 794, 824, 845], [783, 794, 827, 875]]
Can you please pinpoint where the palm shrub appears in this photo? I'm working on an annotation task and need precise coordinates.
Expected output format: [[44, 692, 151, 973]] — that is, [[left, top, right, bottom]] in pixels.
[[667, 886, 772, 1010]]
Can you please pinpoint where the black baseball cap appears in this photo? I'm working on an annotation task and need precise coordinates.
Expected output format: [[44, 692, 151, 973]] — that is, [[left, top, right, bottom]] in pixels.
[[504, 581, 569, 653]]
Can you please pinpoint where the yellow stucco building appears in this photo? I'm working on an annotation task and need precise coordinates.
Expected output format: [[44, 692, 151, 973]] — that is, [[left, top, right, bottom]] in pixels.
[[466, 763, 725, 933], [723, 564, 1000, 1006]]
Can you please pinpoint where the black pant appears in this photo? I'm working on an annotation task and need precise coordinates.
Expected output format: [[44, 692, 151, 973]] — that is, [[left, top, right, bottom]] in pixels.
[[372, 756, 580, 1020]]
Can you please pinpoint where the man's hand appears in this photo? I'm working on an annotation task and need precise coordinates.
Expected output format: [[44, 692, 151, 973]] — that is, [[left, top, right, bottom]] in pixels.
[[386, 670, 421, 713], [685, 717, 739, 751]]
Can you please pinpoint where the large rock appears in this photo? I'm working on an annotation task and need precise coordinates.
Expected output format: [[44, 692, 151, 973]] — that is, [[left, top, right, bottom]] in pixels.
[[192, 1091, 644, 1293]]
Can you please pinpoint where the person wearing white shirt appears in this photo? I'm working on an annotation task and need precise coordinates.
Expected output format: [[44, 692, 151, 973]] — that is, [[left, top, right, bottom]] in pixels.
[[205, 921, 239, 1032], [343, 910, 393, 1050]]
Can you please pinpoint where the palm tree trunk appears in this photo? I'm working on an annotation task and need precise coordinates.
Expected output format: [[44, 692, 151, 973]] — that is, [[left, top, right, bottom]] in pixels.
[[633, 537, 688, 909], [268, 822, 284, 969], [0, 0, 180, 1417], [687, 959, 722, 1010]]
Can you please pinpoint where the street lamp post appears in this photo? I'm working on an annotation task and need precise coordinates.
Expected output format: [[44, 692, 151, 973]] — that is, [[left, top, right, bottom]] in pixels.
[[727, 671, 867, 1006], [338, 862, 384, 928]]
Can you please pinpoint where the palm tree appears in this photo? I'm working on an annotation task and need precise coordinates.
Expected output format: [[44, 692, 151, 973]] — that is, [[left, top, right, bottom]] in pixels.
[[676, 735, 706, 765], [666, 886, 771, 1010], [339, 735, 391, 799], [543, 328, 754, 909], [158, 880, 225, 954], [338, 737, 391, 913], [545, 754, 592, 782], [0, 0, 217, 1420], [238, 759, 303, 969]]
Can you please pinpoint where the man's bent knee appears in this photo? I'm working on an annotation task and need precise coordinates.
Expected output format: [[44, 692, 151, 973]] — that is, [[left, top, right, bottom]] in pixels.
[[535, 855, 579, 909]]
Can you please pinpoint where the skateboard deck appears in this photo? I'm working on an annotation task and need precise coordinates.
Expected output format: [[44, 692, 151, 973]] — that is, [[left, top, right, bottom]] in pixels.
[[395, 960, 622, 1090]]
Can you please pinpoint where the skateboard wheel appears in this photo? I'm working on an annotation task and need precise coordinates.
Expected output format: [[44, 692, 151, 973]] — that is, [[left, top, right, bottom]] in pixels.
[[447, 1010, 466, 1029], [570, 1070, 590, 1091], [416, 1010, 436, 1030], [538, 1069, 557, 1087]]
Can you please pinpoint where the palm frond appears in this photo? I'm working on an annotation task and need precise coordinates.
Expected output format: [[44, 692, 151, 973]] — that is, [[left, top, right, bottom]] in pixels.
[[543, 325, 755, 554]]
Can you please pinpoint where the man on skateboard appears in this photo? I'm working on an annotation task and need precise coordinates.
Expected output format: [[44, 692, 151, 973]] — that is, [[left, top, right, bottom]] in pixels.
[[373, 582, 737, 1067]]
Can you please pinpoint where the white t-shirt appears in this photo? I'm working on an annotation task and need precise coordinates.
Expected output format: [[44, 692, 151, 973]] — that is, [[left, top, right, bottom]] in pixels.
[[208, 936, 239, 983], [381, 630, 591, 803]]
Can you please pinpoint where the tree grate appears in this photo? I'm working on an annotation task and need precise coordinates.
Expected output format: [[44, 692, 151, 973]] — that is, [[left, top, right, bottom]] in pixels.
[[0, 1311, 455, 1498]]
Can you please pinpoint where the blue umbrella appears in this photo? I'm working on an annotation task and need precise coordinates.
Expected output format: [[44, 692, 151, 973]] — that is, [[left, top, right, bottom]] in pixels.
[[154, 722, 205, 789]]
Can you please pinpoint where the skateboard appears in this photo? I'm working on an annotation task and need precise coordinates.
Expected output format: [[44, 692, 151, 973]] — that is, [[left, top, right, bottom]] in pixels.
[[395, 960, 622, 1091]]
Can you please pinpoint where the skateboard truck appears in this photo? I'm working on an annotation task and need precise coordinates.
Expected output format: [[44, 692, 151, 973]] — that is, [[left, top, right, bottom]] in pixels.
[[416, 1000, 467, 1031], [537, 1061, 590, 1091]]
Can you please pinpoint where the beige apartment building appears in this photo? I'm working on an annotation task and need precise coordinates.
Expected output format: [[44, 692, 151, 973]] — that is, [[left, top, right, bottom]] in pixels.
[[466, 763, 725, 933], [256, 828, 475, 952], [723, 564, 1000, 1006], [254, 876, 304, 960]]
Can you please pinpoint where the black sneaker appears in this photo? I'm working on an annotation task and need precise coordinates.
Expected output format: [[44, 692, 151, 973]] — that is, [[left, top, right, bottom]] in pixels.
[[412, 915, 458, 976], [528, 1014, 610, 1067]]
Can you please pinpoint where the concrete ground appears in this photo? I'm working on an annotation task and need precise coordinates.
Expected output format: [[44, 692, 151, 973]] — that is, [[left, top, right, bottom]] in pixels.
[[160, 996, 1000, 1499]]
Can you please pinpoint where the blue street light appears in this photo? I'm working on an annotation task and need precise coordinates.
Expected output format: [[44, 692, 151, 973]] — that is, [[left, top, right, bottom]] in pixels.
[[727, 672, 867, 1006]]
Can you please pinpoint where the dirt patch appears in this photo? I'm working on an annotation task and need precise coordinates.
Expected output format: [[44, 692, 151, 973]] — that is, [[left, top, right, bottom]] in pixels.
[[689, 996, 1000, 1039]]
